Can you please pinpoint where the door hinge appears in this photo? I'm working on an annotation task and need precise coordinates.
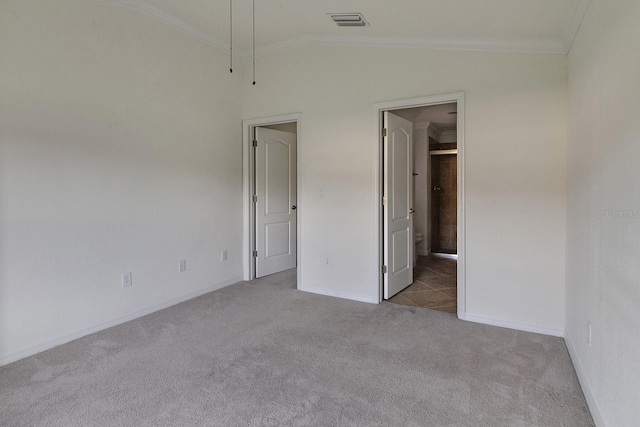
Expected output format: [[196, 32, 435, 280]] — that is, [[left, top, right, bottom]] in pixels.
[[252, 139, 257, 147], [382, 128, 388, 137], [253, 250, 258, 258], [382, 196, 387, 206], [382, 265, 388, 274], [253, 194, 258, 203]]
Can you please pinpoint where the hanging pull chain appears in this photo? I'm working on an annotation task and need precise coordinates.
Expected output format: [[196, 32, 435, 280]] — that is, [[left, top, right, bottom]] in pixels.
[[252, 0, 256, 85], [229, 0, 233, 73]]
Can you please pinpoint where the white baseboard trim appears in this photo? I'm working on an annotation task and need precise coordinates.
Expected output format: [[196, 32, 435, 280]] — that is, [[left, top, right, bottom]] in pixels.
[[461, 312, 565, 337], [0, 276, 243, 367], [565, 333, 606, 427], [298, 285, 378, 304]]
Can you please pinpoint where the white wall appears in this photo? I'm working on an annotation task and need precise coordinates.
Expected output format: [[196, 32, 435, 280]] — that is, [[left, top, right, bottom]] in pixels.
[[0, 0, 571, 365], [566, 0, 640, 425], [243, 46, 568, 333], [0, 0, 243, 365]]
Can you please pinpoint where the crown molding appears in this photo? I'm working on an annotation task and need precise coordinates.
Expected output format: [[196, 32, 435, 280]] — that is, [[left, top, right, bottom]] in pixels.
[[561, 0, 592, 53], [105, 0, 590, 59], [415, 122, 442, 139], [255, 35, 567, 57], [103, 0, 233, 54]]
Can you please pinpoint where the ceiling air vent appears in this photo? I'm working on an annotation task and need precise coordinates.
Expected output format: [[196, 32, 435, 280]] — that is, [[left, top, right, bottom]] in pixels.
[[329, 13, 368, 27]]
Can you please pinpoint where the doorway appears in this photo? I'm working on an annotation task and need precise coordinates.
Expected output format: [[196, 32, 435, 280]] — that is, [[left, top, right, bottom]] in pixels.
[[375, 93, 465, 318], [242, 114, 301, 283], [254, 125, 297, 277]]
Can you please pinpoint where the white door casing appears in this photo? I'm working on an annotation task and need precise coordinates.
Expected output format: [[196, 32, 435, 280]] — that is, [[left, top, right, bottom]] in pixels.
[[255, 127, 297, 277], [383, 112, 414, 299]]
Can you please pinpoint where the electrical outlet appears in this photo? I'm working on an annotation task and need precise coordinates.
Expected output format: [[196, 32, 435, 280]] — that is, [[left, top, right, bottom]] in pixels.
[[221, 250, 228, 262], [587, 321, 592, 347], [326, 258, 330, 265], [121, 272, 132, 288], [179, 259, 187, 272]]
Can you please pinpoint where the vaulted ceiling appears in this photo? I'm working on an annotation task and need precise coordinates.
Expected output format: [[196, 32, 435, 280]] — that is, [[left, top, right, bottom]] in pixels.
[[113, 0, 590, 55]]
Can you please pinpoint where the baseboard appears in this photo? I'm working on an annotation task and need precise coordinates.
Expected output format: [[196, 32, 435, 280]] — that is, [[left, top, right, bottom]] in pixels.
[[462, 312, 565, 337], [565, 333, 607, 427], [0, 276, 243, 367], [298, 285, 378, 304]]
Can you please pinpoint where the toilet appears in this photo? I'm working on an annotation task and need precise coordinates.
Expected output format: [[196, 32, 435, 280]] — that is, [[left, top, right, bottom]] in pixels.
[[414, 233, 424, 265]]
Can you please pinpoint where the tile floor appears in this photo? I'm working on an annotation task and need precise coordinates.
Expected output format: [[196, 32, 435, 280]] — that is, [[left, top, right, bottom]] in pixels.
[[388, 255, 457, 313]]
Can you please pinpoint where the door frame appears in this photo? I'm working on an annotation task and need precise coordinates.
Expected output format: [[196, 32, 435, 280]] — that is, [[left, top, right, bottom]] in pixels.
[[242, 113, 302, 286], [373, 93, 466, 318]]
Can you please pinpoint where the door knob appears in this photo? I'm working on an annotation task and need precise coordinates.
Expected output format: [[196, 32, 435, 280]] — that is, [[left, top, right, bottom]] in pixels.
[[433, 186, 442, 192], [291, 205, 297, 210], [409, 208, 415, 214]]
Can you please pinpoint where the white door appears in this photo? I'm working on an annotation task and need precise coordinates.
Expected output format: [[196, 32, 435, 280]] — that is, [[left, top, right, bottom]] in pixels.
[[255, 127, 297, 278], [383, 112, 414, 299]]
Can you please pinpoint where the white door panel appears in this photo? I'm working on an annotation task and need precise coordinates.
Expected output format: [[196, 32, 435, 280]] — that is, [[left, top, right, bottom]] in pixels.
[[384, 112, 414, 299], [265, 222, 290, 258], [265, 141, 290, 214], [255, 127, 297, 278], [392, 228, 410, 274]]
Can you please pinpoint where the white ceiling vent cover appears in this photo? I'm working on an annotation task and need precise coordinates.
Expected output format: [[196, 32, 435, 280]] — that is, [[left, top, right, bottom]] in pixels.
[[329, 13, 368, 27]]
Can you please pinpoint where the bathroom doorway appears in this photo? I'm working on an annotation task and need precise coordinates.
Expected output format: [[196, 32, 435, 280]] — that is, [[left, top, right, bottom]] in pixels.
[[378, 95, 463, 315]]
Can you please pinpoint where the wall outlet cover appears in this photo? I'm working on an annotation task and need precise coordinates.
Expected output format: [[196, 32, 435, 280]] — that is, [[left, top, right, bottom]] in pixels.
[[121, 272, 132, 288]]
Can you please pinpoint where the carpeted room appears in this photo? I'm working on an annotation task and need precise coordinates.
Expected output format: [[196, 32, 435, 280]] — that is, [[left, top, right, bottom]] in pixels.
[[2, 1, 639, 426], [0, 270, 594, 425]]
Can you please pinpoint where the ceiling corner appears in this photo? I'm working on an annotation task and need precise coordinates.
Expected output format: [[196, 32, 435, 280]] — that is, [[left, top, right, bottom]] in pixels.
[[561, 0, 592, 54]]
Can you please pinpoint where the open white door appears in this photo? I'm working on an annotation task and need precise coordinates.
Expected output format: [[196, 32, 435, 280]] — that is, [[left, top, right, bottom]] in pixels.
[[254, 127, 297, 278], [383, 112, 414, 299]]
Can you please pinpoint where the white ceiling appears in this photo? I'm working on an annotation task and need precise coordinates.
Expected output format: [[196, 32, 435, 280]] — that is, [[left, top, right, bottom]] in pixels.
[[394, 103, 458, 128], [112, 0, 591, 55]]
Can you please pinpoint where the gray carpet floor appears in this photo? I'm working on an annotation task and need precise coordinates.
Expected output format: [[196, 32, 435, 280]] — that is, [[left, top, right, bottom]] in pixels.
[[1, 269, 594, 426]]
